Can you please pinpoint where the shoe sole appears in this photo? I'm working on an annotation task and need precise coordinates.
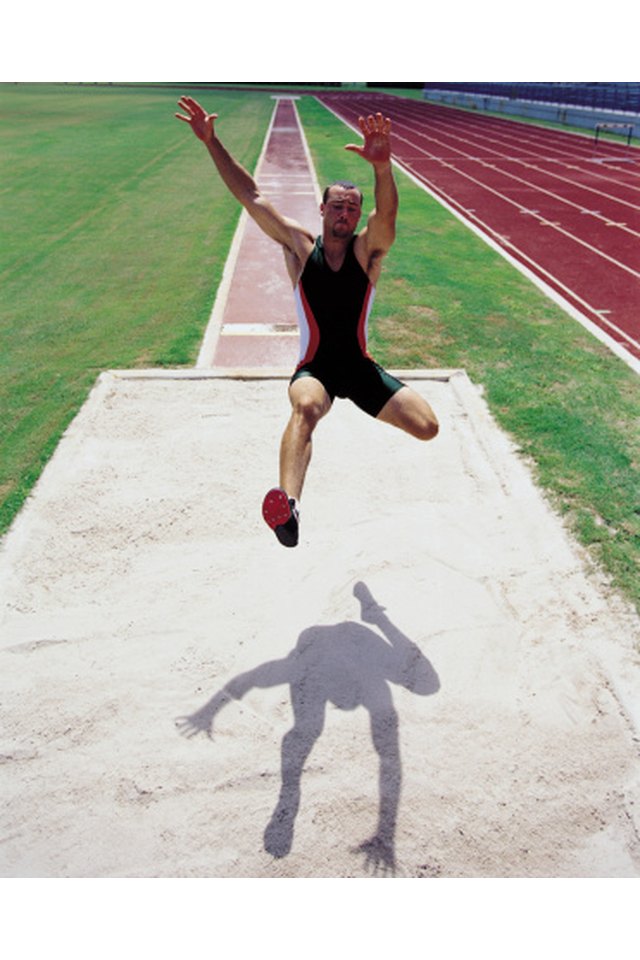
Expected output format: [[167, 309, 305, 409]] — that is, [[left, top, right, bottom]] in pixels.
[[262, 488, 299, 547]]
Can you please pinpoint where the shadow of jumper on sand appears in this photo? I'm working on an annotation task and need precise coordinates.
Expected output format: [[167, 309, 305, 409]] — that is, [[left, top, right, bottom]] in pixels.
[[176, 582, 440, 875]]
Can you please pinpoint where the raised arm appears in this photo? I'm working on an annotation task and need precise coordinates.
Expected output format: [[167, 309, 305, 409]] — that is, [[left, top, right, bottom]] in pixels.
[[353, 582, 439, 695], [175, 97, 314, 278], [346, 113, 398, 279]]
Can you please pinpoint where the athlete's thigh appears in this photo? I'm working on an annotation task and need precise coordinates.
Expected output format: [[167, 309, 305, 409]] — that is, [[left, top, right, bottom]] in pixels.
[[376, 385, 439, 440]]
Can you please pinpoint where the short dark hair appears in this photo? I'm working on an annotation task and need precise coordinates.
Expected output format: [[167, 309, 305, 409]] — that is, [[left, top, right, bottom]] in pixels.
[[322, 180, 364, 205]]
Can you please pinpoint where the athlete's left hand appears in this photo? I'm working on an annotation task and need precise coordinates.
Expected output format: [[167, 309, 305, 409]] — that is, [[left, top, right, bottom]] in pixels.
[[175, 708, 214, 739], [345, 113, 392, 166]]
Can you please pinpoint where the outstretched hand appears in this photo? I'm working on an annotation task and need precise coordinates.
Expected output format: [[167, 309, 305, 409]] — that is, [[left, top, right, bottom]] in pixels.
[[175, 689, 233, 740], [175, 96, 217, 145], [345, 112, 392, 166], [175, 706, 216, 740]]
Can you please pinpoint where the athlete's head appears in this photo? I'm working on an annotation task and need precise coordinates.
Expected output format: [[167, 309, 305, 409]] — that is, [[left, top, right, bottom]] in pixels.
[[322, 180, 363, 206], [321, 182, 363, 239]]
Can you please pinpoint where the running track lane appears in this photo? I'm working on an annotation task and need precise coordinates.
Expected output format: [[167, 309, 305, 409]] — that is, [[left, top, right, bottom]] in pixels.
[[318, 93, 640, 367], [198, 97, 320, 369]]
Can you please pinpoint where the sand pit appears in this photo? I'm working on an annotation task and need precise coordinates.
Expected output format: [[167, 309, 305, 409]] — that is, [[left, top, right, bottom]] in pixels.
[[1, 368, 639, 878]]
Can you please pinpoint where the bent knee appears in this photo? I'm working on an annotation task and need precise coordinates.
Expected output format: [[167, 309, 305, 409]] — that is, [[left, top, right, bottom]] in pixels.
[[417, 414, 439, 442], [289, 377, 331, 425], [294, 395, 322, 421], [377, 388, 439, 441], [291, 393, 330, 430]]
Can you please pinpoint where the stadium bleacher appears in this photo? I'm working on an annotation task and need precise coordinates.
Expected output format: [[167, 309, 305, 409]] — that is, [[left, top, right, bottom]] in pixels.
[[421, 83, 640, 138], [422, 83, 640, 114]]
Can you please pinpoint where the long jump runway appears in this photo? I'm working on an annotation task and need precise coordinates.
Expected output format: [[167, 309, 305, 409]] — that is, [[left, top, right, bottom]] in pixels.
[[1, 97, 640, 878], [320, 92, 640, 368]]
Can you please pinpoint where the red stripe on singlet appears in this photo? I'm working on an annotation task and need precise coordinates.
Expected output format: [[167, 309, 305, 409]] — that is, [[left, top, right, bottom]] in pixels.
[[295, 282, 321, 369]]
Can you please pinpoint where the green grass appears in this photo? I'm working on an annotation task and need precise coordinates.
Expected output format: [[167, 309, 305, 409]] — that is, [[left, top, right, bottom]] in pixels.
[[2, 84, 640, 613], [297, 96, 640, 610], [0, 83, 273, 530]]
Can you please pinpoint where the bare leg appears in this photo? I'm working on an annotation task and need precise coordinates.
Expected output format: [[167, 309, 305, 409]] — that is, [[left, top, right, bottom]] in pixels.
[[376, 385, 439, 441], [279, 377, 332, 501]]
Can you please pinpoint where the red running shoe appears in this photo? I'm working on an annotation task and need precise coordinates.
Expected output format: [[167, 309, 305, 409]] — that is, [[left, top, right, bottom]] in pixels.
[[262, 488, 299, 547]]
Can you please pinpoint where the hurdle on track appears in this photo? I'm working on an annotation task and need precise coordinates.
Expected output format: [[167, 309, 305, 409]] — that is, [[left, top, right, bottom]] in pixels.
[[594, 122, 635, 146]]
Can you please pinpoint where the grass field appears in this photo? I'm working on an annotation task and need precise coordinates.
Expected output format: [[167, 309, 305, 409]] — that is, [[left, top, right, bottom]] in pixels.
[[2, 84, 640, 613], [0, 83, 272, 531]]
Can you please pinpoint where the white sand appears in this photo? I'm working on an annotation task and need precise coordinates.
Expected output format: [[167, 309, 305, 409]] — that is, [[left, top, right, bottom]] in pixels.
[[1, 368, 639, 878]]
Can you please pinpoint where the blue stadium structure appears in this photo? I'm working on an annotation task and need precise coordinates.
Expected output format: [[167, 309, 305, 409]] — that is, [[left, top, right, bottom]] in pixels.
[[422, 83, 640, 136]]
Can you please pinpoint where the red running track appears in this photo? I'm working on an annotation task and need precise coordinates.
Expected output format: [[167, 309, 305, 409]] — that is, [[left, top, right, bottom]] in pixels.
[[318, 92, 640, 367]]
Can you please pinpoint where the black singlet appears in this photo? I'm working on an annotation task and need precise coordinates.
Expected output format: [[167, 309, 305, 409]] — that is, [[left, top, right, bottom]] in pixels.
[[291, 236, 404, 417]]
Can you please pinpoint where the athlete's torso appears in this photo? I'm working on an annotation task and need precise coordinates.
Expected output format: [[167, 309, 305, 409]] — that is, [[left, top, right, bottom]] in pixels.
[[294, 236, 376, 369]]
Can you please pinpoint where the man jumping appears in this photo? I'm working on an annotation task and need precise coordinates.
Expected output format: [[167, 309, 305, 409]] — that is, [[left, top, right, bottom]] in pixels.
[[176, 96, 439, 547]]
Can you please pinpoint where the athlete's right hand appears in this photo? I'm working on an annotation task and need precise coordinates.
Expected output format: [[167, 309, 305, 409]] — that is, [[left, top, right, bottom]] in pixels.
[[175, 96, 217, 145]]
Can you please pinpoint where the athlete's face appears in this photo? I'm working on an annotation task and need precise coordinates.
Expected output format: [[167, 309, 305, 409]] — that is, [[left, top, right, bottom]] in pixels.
[[321, 186, 362, 238]]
